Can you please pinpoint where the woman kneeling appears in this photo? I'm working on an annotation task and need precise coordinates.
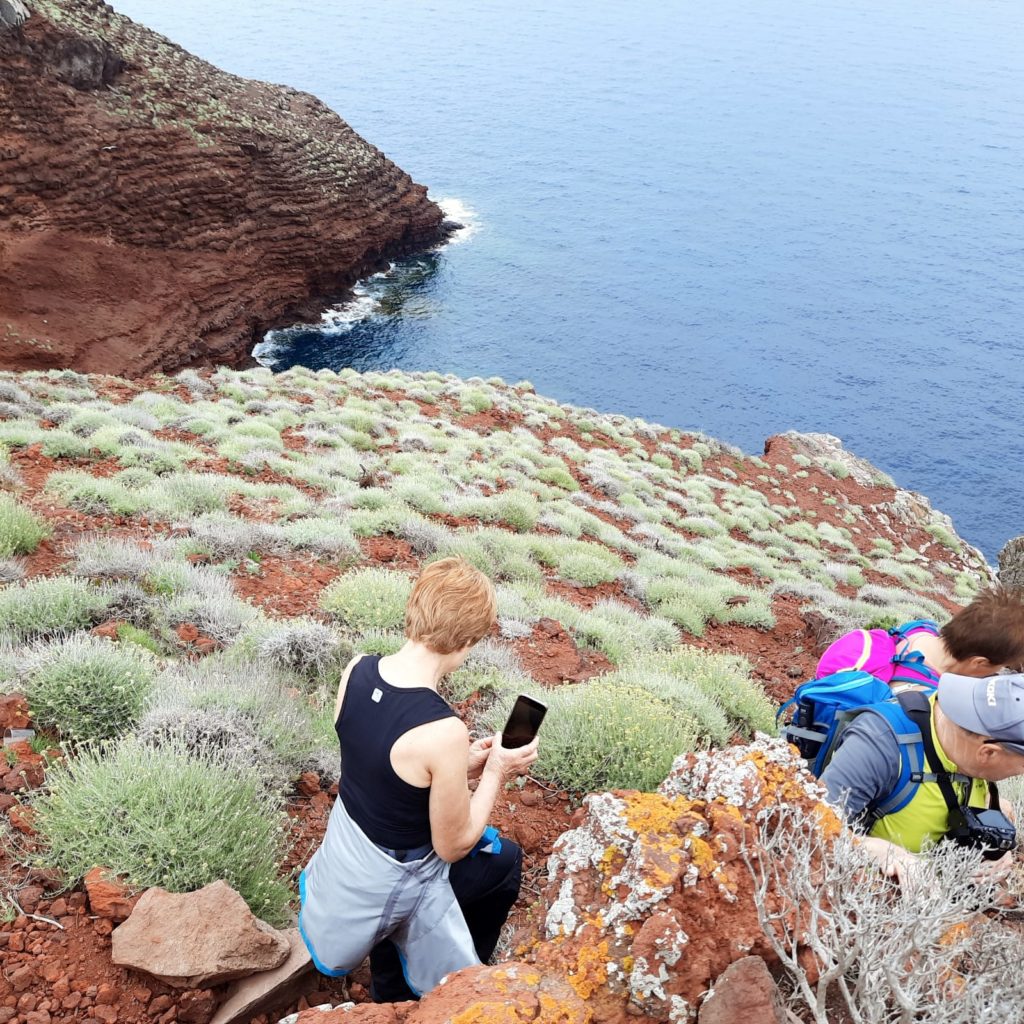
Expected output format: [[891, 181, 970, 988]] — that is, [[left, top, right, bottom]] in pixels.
[[299, 557, 538, 1001]]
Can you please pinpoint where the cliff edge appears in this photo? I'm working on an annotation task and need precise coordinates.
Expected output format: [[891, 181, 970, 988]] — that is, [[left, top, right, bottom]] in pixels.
[[0, 0, 447, 375]]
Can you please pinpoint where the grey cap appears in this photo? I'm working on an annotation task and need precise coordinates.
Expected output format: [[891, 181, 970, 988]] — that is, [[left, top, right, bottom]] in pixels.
[[937, 672, 1024, 746]]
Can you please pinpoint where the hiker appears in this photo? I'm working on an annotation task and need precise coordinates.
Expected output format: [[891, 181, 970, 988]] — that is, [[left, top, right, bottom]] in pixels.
[[298, 557, 539, 1001], [816, 586, 1024, 692], [890, 586, 1024, 684], [820, 672, 1024, 882]]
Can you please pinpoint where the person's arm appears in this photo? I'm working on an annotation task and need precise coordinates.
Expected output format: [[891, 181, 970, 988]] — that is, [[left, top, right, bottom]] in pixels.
[[333, 654, 365, 724], [821, 715, 923, 882], [427, 722, 538, 862], [819, 714, 901, 823]]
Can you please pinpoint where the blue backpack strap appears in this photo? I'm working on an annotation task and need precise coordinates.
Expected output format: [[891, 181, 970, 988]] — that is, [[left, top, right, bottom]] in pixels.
[[853, 701, 928, 820], [890, 618, 940, 640], [890, 620, 941, 684]]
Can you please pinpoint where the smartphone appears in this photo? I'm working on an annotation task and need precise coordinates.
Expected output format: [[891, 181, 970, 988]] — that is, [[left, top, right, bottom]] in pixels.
[[501, 693, 547, 749]]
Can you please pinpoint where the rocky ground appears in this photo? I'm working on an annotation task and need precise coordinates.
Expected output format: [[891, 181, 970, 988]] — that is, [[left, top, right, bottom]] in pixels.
[[0, 0, 446, 376], [0, 364, 1002, 1023]]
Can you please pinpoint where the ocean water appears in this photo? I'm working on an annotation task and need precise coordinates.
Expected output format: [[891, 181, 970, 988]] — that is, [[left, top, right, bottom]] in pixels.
[[110, 0, 1024, 562]]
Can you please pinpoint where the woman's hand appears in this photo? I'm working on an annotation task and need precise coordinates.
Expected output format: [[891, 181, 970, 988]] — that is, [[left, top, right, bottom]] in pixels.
[[467, 735, 493, 780], [482, 733, 539, 783]]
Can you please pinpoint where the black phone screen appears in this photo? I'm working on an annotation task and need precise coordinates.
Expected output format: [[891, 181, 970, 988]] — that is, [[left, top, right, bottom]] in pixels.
[[501, 694, 547, 749]]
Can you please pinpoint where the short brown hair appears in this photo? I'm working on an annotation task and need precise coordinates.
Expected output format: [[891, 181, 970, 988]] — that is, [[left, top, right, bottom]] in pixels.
[[404, 557, 497, 654], [942, 586, 1024, 669]]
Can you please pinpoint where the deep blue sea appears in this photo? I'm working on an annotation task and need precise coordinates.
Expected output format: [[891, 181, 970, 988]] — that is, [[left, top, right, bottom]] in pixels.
[[111, 0, 1024, 562]]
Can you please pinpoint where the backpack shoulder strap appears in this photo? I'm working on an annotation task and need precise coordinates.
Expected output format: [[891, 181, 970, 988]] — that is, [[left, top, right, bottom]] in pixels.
[[853, 700, 929, 822], [889, 620, 942, 685], [891, 618, 940, 639], [894, 690, 971, 816]]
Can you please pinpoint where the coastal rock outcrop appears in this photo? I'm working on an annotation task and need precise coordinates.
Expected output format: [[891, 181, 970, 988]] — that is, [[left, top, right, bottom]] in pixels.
[[999, 536, 1024, 590], [0, 0, 447, 375]]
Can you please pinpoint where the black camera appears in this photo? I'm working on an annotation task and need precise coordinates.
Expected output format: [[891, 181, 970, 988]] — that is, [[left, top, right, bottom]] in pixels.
[[947, 805, 1017, 861]]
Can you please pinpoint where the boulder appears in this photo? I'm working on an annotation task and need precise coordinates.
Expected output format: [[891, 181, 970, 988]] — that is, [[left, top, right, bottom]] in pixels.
[[999, 536, 1024, 590], [210, 929, 313, 1024], [112, 881, 290, 988], [0, 0, 28, 32], [698, 956, 787, 1024]]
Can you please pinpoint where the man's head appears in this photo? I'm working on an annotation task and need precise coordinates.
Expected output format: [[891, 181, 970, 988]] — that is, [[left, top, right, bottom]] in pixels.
[[937, 672, 1024, 781], [405, 556, 497, 659], [941, 586, 1024, 676]]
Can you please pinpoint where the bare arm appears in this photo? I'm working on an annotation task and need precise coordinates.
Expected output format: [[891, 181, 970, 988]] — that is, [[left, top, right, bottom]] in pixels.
[[333, 654, 366, 724], [428, 726, 538, 862]]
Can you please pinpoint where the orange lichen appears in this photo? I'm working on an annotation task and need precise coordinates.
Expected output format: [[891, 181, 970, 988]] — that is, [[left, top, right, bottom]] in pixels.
[[812, 802, 843, 838], [451, 1003, 527, 1024], [686, 835, 717, 877], [567, 940, 611, 1000], [537, 991, 594, 1024], [623, 791, 694, 834]]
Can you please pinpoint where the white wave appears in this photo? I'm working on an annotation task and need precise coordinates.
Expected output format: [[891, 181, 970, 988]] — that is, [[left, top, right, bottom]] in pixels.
[[436, 196, 481, 245], [252, 334, 284, 367], [253, 199, 476, 363]]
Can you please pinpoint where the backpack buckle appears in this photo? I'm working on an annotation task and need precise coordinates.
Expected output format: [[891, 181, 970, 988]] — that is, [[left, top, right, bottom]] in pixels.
[[909, 772, 925, 783]]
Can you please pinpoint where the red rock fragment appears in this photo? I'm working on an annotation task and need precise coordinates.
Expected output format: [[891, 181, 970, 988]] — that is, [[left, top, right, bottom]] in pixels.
[[84, 867, 137, 922]]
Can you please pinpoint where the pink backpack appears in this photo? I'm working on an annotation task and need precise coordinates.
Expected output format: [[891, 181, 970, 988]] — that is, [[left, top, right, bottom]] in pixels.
[[816, 619, 941, 688]]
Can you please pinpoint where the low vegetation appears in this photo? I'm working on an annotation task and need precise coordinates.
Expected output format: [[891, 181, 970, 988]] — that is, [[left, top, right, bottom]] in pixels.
[[0, 364, 991, 928]]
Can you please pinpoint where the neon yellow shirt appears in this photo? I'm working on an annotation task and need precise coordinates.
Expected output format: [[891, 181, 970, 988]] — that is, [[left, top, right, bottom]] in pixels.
[[870, 695, 989, 853]]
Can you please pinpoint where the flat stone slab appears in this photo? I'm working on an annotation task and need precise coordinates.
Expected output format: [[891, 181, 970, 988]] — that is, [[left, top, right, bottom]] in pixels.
[[211, 929, 314, 1024]]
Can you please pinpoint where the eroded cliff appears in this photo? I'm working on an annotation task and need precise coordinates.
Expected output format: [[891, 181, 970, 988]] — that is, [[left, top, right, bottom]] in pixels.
[[0, 0, 447, 375]]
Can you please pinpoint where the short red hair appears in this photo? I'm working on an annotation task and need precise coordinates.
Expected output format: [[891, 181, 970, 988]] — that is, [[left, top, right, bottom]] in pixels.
[[405, 557, 496, 654]]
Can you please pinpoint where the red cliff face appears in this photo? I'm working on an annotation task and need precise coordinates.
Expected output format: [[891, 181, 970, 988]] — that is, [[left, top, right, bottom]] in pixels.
[[0, 0, 448, 375]]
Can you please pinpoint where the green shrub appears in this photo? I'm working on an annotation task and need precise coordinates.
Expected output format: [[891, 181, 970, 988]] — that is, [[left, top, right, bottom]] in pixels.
[[487, 682, 696, 793], [356, 628, 406, 656], [34, 737, 290, 922], [0, 576, 111, 642], [144, 663, 328, 784], [46, 471, 141, 516], [460, 390, 493, 413], [557, 548, 622, 588], [569, 600, 680, 664], [319, 568, 411, 631], [116, 623, 164, 656], [0, 494, 49, 557], [25, 635, 155, 744], [536, 466, 579, 491], [494, 492, 540, 533], [40, 432, 94, 460]]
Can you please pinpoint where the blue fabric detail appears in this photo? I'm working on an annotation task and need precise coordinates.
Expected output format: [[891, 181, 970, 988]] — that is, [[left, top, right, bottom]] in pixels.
[[852, 701, 925, 818], [890, 618, 939, 639], [297, 870, 349, 978], [396, 945, 423, 998], [468, 825, 502, 857], [781, 670, 904, 774]]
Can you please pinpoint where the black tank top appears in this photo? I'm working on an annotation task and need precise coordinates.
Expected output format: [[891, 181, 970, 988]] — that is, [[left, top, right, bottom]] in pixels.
[[337, 655, 456, 848]]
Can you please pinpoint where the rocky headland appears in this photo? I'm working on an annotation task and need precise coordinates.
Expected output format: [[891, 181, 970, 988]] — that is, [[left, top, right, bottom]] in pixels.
[[0, 0, 447, 376]]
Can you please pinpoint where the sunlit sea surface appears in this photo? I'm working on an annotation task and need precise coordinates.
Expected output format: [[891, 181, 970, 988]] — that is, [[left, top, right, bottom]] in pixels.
[[112, 0, 1024, 561]]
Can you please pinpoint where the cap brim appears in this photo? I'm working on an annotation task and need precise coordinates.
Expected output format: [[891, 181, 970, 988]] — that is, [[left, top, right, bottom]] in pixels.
[[937, 673, 990, 735]]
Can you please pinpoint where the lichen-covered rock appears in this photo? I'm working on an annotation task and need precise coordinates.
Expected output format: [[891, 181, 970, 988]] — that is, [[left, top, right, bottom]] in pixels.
[[527, 737, 837, 1021], [291, 966, 591, 1024]]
